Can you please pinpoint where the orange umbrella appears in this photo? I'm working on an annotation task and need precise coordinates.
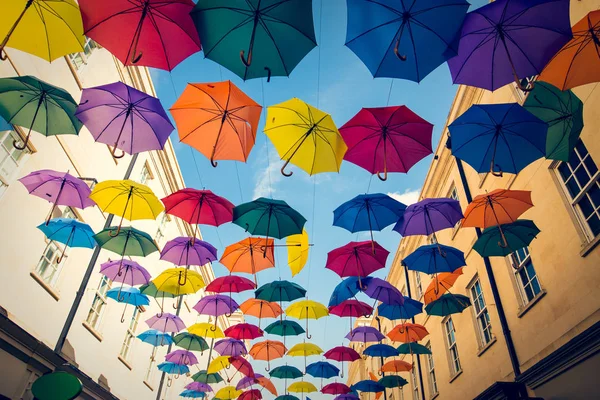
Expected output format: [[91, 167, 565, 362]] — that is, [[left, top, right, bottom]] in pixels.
[[381, 360, 412, 374], [424, 267, 464, 305], [170, 80, 262, 167], [239, 299, 283, 328], [256, 376, 277, 396], [249, 340, 287, 371], [387, 323, 429, 343], [539, 11, 600, 90], [220, 237, 275, 284]]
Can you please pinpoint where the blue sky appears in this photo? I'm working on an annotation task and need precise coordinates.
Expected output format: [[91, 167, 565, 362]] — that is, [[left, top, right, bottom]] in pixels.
[[152, 0, 488, 394]]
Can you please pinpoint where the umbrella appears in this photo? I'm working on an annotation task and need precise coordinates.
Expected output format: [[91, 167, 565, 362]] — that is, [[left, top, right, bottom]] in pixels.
[[539, 10, 600, 90], [174, 332, 209, 353], [287, 342, 323, 372], [322, 383, 351, 395], [207, 356, 231, 374], [107, 287, 149, 322], [363, 344, 399, 358], [158, 362, 189, 375], [449, 103, 548, 176], [191, 0, 316, 81], [276, 396, 300, 400], [378, 376, 407, 389], [345, 0, 469, 82], [328, 278, 364, 308], [523, 82, 585, 161], [388, 323, 429, 343], [381, 360, 412, 374], [99, 259, 151, 286], [473, 220, 540, 257], [171, 81, 262, 166], [249, 340, 287, 371], [75, 81, 174, 158], [166, 349, 198, 366], [377, 297, 423, 321], [194, 295, 240, 330], [225, 323, 263, 340], [89, 179, 164, 235], [140, 283, 177, 316], [215, 338, 247, 357], [239, 389, 262, 400], [221, 238, 275, 284], [362, 278, 404, 306], [94, 226, 158, 258], [288, 382, 318, 396], [255, 281, 307, 314], [448, 0, 572, 91], [237, 375, 262, 391], [192, 370, 223, 384], [352, 380, 384, 393], [79, 0, 200, 70], [306, 361, 340, 380], [396, 343, 431, 355], [287, 230, 310, 277], [37, 218, 95, 263], [403, 244, 465, 274], [145, 313, 186, 333], [19, 170, 93, 224], [152, 267, 206, 297], [324, 346, 360, 379], [333, 194, 406, 251], [256, 376, 278, 396], [188, 323, 224, 339], [240, 299, 283, 328], [329, 300, 373, 318], [425, 294, 471, 316], [326, 241, 389, 290], [137, 329, 173, 347], [265, 98, 347, 176], [345, 327, 384, 343], [334, 395, 359, 400], [207, 276, 256, 295], [423, 268, 464, 305], [186, 382, 213, 393], [229, 356, 256, 380], [285, 300, 329, 339], [160, 237, 218, 267], [264, 320, 305, 344], [270, 365, 303, 380], [215, 386, 242, 400], [180, 390, 206, 399]]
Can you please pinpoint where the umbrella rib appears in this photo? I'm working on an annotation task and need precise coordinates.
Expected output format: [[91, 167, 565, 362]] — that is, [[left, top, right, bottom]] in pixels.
[[37, 1, 84, 53], [145, 10, 173, 71], [201, 15, 254, 59]]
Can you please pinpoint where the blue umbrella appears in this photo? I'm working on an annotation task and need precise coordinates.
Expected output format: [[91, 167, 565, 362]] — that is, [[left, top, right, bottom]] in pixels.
[[306, 361, 340, 379], [37, 218, 95, 263], [377, 297, 423, 320], [345, 0, 470, 82], [107, 286, 149, 323], [328, 277, 367, 307], [402, 244, 465, 274], [158, 361, 189, 375], [137, 329, 173, 347], [180, 390, 206, 398], [425, 294, 471, 317], [363, 344, 399, 358], [351, 380, 385, 393], [449, 103, 548, 177]]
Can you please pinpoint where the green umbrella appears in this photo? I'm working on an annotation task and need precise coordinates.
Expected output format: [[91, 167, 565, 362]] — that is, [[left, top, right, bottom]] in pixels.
[[140, 282, 179, 315], [255, 280, 307, 312], [192, 370, 223, 384], [396, 343, 431, 355], [269, 365, 303, 379], [425, 294, 471, 317], [0, 76, 82, 150], [31, 371, 83, 400], [472, 220, 540, 257], [523, 81, 584, 161], [264, 320, 305, 337], [378, 375, 408, 388], [174, 332, 210, 352], [191, 0, 317, 81], [93, 226, 159, 256]]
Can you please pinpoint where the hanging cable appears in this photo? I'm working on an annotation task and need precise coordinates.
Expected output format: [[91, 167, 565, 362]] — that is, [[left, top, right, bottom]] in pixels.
[[260, 78, 273, 198], [234, 162, 245, 203]]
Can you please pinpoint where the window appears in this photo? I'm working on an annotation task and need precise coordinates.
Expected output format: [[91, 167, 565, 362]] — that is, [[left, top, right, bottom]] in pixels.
[[556, 140, 599, 240], [68, 37, 99, 70], [414, 272, 423, 299], [411, 365, 420, 400], [0, 129, 30, 191], [425, 342, 438, 396], [468, 278, 493, 346], [513, 76, 537, 102], [120, 308, 140, 361], [444, 317, 461, 375], [511, 247, 542, 304], [86, 276, 111, 330], [20, 370, 41, 400], [139, 163, 152, 185], [145, 356, 157, 384], [155, 213, 168, 243], [448, 185, 461, 230]]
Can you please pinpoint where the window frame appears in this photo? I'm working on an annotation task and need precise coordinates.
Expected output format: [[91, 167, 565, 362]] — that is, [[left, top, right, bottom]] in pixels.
[[67, 37, 99, 70], [411, 364, 420, 400], [510, 247, 543, 306], [467, 276, 494, 347], [425, 342, 438, 397], [0, 129, 31, 191], [19, 369, 41, 400], [443, 317, 461, 376], [139, 161, 154, 185], [414, 272, 423, 299], [154, 212, 169, 244], [86, 276, 111, 331], [119, 308, 140, 361]]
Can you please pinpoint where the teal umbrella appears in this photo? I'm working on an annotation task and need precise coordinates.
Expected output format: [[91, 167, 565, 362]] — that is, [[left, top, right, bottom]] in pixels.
[[473, 220, 540, 257], [425, 294, 471, 317], [174, 332, 210, 352], [192, 370, 223, 384], [255, 280, 307, 315], [191, 0, 317, 81], [93, 226, 159, 257], [378, 375, 408, 389], [523, 81, 584, 162], [264, 320, 305, 337], [140, 282, 178, 316], [269, 365, 303, 380], [0, 76, 82, 149], [396, 343, 431, 355]]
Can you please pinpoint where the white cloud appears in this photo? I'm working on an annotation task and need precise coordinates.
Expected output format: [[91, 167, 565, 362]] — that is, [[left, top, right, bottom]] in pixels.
[[252, 148, 284, 199], [387, 188, 421, 205]]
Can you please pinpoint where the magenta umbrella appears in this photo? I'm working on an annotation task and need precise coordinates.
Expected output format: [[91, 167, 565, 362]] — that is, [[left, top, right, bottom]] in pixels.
[[340, 106, 433, 181], [329, 299, 373, 338], [322, 383, 351, 395], [186, 382, 213, 392], [19, 169, 94, 224], [193, 295, 239, 331], [145, 313, 186, 333], [214, 338, 248, 357], [160, 237, 218, 266], [323, 346, 361, 379], [326, 241, 389, 290], [166, 349, 198, 365]]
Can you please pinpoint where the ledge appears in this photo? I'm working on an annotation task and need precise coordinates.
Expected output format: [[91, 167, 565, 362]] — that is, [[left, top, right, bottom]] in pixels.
[[477, 337, 497, 357], [82, 321, 103, 342], [30, 272, 60, 301], [430, 392, 440, 400], [143, 380, 154, 391], [580, 235, 600, 257], [118, 355, 133, 370], [517, 290, 547, 318], [448, 369, 463, 383]]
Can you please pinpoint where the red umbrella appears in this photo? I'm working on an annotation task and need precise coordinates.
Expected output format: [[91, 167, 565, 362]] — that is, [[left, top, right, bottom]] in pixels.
[[79, 0, 201, 71], [329, 299, 373, 336], [239, 389, 262, 400], [206, 276, 256, 295], [321, 383, 351, 395], [323, 346, 361, 378], [225, 323, 263, 340], [340, 106, 433, 181], [325, 241, 389, 290], [228, 356, 255, 382]]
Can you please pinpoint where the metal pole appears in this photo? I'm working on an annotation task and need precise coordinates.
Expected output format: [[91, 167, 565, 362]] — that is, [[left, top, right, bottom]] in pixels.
[[402, 264, 426, 400], [55, 154, 139, 353], [156, 298, 184, 400], [447, 138, 522, 377], [374, 317, 387, 400]]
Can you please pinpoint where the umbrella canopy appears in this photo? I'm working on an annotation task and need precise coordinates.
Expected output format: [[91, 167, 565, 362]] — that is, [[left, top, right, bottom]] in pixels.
[[239, 389, 262, 400], [362, 278, 404, 305], [276, 396, 300, 400], [140, 283, 176, 299], [323, 346, 361, 362], [194, 295, 240, 318], [0, 76, 82, 150], [75, 81, 174, 158], [377, 297, 423, 321], [328, 278, 363, 307], [207, 356, 231, 373], [393, 198, 463, 236], [162, 188, 234, 229], [236, 375, 262, 391], [233, 198, 307, 241], [221, 238, 275, 281], [345, 327, 385, 343], [381, 360, 412, 373], [160, 237, 218, 266], [207, 276, 256, 294], [192, 370, 223, 383], [402, 244, 465, 274], [265, 98, 347, 176], [166, 349, 198, 366], [215, 386, 242, 400], [322, 383, 351, 395], [306, 361, 340, 379], [388, 323, 429, 343], [288, 382, 317, 394], [94, 227, 158, 257], [334, 395, 359, 400], [270, 365, 303, 380], [352, 380, 384, 393], [37, 218, 95, 262], [345, 0, 469, 82], [215, 338, 247, 357], [448, 0, 572, 91], [180, 390, 206, 399], [107, 287, 149, 306], [186, 382, 213, 393], [240, 299, 283, 320], [249, 340, 287, 369], [425, 294, 472, 317], [363, 344, 399, 358], [0, 0, 84, 61], [326, 241, 389, 289], [285, 300, 329, 338], [99, 259, 151, 286], [225, 323, 263, 340], [256, 376, 278, 396], [523, 82, 585, 161], [473, 220, 540, 257], [396, 343, 431, 355], [538, 10, 600, 90], [188, 323, 225, 339], [80, 0, 200, 70], [191, 0, 316, 81], [229, 356, 256, 378], [264, 320, 305, 337], [329, 300, 373, 318], [255, 281, 307, 303], [463, 189, 533, 229], [424, 268, 464, 305], [287, 343, 323, 357], [171, 81, 262, 166], [334, 193, 406, 233], [145, 313, 186, 333], [378, 376, 408, 389], [152, 268, 206, 296], [158, 362, 189, 375], [340, 105, 434, 181], [287, 230, 310, 277], [137, 329, 173, 347], [174, 332, 209, 352]]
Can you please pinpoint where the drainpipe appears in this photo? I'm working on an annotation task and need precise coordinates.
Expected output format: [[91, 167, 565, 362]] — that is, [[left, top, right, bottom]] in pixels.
[[374, 316, 387, 400], [402, 264, 426, 400], [55, 154, 139, 354], [156, 298, 184, 400]]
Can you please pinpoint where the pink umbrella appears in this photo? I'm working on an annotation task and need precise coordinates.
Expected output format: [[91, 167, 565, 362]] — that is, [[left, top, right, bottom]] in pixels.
[[224, 323, 263, 340], [166, 349, 198, 365], [214, 338, 248, 357], [239, 389, 262, 400], [186, 382, 213, 392], [145, 313, 186, 333], [340, 106, 433, 181], [326, 241, 389, 290], [206, 275, 256, 294], [329, 299, 373, 335], [322, 383, 351, 395], [324, 345, 361, 379]]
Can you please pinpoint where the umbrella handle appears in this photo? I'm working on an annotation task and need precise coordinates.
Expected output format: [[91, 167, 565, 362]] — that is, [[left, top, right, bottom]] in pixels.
[[178, 270, 188, 286], [111, 145, 125, 159], [264, 67, 272, 83], [393, 39, 407, 61], [281, 160, 294, 177], [167, 377, 173, 387], [13, 130, 31, 150], [121, 304, 127, 323], [376, 170, 387, 181], [108, 225, 122, 237], [516, 77, 535, 93], [131, 51, 143, 64], [240, 50, 253, 67], [490, 161, 503, 178], [173, 297, 180, 310]]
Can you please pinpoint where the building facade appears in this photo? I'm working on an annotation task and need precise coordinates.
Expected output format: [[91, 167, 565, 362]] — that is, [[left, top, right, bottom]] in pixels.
[[0, 42, 226, 399], [348, 1, 600, 399]]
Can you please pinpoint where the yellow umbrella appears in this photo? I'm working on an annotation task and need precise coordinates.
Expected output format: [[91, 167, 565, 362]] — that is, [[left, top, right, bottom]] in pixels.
[[285, 300, 328, 339], [215, 386, 242, 400], [90, 179, 164, 235], [0, 0, 85, 62], [288, 381, 318, 397], [287, 342, 323, 372], [265, 98, 347, 177], [207, 355, 231, 374], [287, 230, 310, 277], [152, 268, 205, 297], [188, 322, 224, 338]]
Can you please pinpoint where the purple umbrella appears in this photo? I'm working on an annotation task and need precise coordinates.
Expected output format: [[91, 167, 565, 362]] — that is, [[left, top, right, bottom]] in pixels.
[[214, 338, 248, 357], [363, 278, 404, 306], [345, 326, 385, 343], [166, 349, 198, 366], [75, 81, 174, 158], [145, 313, 186, 333], [186, 382, 213, 392], [335, 395, 359, 400], [160, 237, 218, 266], [19, 169, 94, 224], [193, 295, 239, 330], [448, 0, 572, 92], [236, 374, 263, 390], [100, 259, 151, 285]]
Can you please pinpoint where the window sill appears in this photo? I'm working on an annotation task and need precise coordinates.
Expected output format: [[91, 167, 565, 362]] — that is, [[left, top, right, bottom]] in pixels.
[[517, 290, 547, 318], [143, 380, 154, 391], [476, 337, 497, 357], [118, 355, 133, 370], [580, 235, 600, 257], [30, 272, 60, 301], [448, 369, 462, 383], [430, 392, 440, 400], [82, 321, 103, 342]]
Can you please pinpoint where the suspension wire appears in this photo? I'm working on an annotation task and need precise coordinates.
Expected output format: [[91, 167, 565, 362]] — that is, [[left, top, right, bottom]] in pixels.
[[234, 162, 245, 203], [386, 79, 394, 106], [188, 147, 205, 188], [260, 78, 273, 198]]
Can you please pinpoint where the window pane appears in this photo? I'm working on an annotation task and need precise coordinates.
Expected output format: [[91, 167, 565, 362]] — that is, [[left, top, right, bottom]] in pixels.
[[585, 156, 598, 176], [530, 277, 541, 297], [558, 162, 572, 181], [575, 141, 588, 159], [578, 196, 594, 217], [587, 214, 600, 236], [574, 166, 591, 189], [565, 177, 581, 197]]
